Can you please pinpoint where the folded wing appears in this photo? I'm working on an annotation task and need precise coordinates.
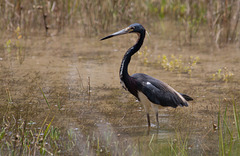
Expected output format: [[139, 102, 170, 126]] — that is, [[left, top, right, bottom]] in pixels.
[[132, 73, 191, 108]]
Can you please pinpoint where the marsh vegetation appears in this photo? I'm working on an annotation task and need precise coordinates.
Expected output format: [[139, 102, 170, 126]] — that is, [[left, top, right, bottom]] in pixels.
[[0, 0, 240, 155]]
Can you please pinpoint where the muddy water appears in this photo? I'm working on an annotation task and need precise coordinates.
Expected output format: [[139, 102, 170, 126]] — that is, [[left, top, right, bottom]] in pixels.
[[0, 26, 239, 155]]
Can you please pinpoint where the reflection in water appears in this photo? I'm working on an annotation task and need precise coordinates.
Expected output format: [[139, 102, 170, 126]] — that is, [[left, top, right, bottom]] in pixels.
[[0, 28, 239, 155]]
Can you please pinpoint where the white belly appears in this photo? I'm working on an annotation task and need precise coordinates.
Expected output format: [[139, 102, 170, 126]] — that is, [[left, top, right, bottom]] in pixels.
[[138, 91, 161, 114]]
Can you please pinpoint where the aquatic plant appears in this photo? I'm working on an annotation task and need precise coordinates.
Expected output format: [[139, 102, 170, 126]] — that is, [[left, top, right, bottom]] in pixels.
[[169, 130, 190, 156], [138, 46, 199, 75], [5, 40, 12, 53], [0, 115, 63, 155], [2, 97, 240, 155], [157, 54, 199, 75], [4, 26, 25, 64], [211, 67, 234, 83], [40, 87, 50, 109], [218, 97, 240, 155]]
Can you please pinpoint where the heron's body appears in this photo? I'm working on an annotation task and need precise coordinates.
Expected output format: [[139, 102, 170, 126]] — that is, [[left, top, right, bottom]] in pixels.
[[101, 23, 193, 127]]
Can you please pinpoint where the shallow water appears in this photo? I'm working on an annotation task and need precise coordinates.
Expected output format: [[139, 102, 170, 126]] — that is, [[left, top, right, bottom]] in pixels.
[[0, 24, 239, 155]]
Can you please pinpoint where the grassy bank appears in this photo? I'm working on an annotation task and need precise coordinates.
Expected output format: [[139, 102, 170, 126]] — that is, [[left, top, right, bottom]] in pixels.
[[0, 0, 239, 46]]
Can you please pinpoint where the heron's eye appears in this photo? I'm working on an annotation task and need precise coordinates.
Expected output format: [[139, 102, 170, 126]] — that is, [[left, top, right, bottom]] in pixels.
[[128, 27, 134, 32]]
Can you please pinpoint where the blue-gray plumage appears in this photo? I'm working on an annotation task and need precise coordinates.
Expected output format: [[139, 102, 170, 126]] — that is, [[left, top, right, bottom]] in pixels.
[[132, 73, 190, 107], [101, 23, 193, 127]]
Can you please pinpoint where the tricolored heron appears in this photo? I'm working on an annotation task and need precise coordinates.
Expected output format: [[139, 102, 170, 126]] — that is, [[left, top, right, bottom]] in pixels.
[[101, 23, 193, 127]]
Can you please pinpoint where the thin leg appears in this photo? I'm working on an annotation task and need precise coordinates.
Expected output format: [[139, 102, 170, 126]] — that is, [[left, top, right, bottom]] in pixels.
[[156, 112, 159, 127], [156, 112, 159, 123], [147, 113, 151, 127], [150, 103, 159, 126]]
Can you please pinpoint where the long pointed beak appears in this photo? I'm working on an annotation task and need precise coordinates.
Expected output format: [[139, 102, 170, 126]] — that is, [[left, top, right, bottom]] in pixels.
[[100, 28, 129, 41]]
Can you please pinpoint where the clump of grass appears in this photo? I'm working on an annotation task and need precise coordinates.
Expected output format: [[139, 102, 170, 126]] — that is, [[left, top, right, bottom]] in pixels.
[[138, 47, 199, 75], [0, 114, 81, 155], [169, 130, 190, 155], [0, 115, 63, 155], [4, 26, 22, 51], [5, 40, 12, 53], [211, 67, 234, 83], [157, 54, 199, 75], [4, 26, 25, 64], [218, 97, 240, 155], [135, 131, 191, 155]]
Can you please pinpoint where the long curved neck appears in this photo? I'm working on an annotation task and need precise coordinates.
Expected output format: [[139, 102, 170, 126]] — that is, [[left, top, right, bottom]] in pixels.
[[119, 31, 145, 83]]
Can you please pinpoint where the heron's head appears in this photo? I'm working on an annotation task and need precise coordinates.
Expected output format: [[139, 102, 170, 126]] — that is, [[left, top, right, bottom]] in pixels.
[[100, 23, 145, 41]]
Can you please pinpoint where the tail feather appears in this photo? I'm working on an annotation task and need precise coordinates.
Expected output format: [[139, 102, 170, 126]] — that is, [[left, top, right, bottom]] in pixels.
[[180, 93, 193, 101]]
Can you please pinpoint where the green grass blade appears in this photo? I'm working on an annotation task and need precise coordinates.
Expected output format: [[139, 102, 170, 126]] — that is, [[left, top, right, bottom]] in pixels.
[[233, 99, 240, 139], [218, 101, 224, 156], [0, 128, 5, 141], [36, 115, 48, 144], [43, 116, 55, 140], [39, 87, 50, 108]]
